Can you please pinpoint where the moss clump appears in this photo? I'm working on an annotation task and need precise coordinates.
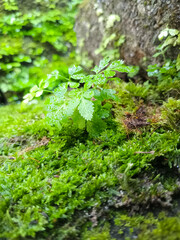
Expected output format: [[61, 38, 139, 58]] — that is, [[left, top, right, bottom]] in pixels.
[[0, 94, 180, 239], [113, 212, 180, 240], [138, 215, 180, 240], [82, 223, 113, 240], [161, 98, 180, 130]]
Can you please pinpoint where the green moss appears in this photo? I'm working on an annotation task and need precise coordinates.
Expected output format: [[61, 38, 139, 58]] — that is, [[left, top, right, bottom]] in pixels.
[[82, 223, 113, 240], [161, 98, 180, 130], [113, 211, 180, 240], [138, 215, 180, 240]]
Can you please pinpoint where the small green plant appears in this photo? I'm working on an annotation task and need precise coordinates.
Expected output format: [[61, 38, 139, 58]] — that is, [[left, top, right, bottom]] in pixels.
[[154, 28, 180, 62], [147, 28, 180, 98], [24, 58, 136, 136]]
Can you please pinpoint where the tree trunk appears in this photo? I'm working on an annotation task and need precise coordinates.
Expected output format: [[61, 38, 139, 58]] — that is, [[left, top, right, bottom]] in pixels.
[[75, 0, 180, 69]]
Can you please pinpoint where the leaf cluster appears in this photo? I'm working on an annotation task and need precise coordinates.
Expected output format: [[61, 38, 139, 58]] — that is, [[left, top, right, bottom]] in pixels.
[[25, 58, 137, 136]]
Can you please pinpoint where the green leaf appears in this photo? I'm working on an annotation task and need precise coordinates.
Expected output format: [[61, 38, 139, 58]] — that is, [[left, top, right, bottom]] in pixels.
[[69, 65, 83, 76], [176, 54, 180, 71], [23, 93, 34, 103], [69, 66, 85, 80], [153, 52, 162, 58], [78, 98, 94, 121], [108, 60, 135, 73], [35, 90, 43, 97], [68, 82, 80, 88], [102, 89, 117, 100], [161, 36, 176, 49], [39, 80, 49, 89], [91, 74, 106, 85], [158, 29, 169, 40], [169, 29, 179, 36], [71, 74, 85, 80], [104, 70, 116, 77], [65, 98, 80, 116], [115, 35, 125, 47], [103, 33, 116, 48], [97, 108, 110, 119], [92, 57, 110, 73], [84, 81, 93, 91], [83, 89, 94, 99], [106, 14, 120, 29], [30, 85, 39, 93], [54, 83, 68, 99]]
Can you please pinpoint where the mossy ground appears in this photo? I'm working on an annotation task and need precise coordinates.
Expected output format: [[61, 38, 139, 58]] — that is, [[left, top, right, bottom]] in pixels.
[[0, 77, 180, 239]]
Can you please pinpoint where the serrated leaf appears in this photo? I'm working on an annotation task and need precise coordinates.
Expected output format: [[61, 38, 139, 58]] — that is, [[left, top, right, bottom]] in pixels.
[[54, 83, 68, 98], [108, 60, 135, 73], [71, 74, 85, 80], [78, 98, 94, 121], [68, 89, 81, 99], [65, 98, 80, 116], [83, 89, 94, 99], [104, 70, 115, 77], [91, 74, 106, 85], [68, 82, 80, 88], [92, 57, 110, 73], [99, 57, 111, 70], [84, 79, 93, 91], [108, 59, 124, 68], [69, 66, 85, 80], [68, 65, 83, 75]]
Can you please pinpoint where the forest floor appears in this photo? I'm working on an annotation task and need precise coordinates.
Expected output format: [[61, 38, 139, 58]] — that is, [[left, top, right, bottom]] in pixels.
[[0, 78, 180, 240]]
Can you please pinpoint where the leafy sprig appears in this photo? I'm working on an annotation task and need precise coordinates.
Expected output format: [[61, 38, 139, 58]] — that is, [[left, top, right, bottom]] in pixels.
[[24, 58, 137, 136]]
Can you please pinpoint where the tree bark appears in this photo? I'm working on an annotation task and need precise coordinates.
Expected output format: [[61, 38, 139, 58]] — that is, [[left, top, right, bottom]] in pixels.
[[75, 0, 180, 68]]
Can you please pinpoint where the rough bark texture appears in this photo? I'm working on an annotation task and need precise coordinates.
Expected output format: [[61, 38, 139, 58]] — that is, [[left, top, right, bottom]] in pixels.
[[75, 0, 180, 68]]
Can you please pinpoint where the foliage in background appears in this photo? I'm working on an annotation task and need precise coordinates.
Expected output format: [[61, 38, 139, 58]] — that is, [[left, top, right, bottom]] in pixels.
[[0, 0, 82, 99]]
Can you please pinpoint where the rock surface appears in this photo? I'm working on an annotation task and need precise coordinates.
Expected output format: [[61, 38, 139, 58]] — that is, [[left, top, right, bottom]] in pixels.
[[75, 0, 180, 67]]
